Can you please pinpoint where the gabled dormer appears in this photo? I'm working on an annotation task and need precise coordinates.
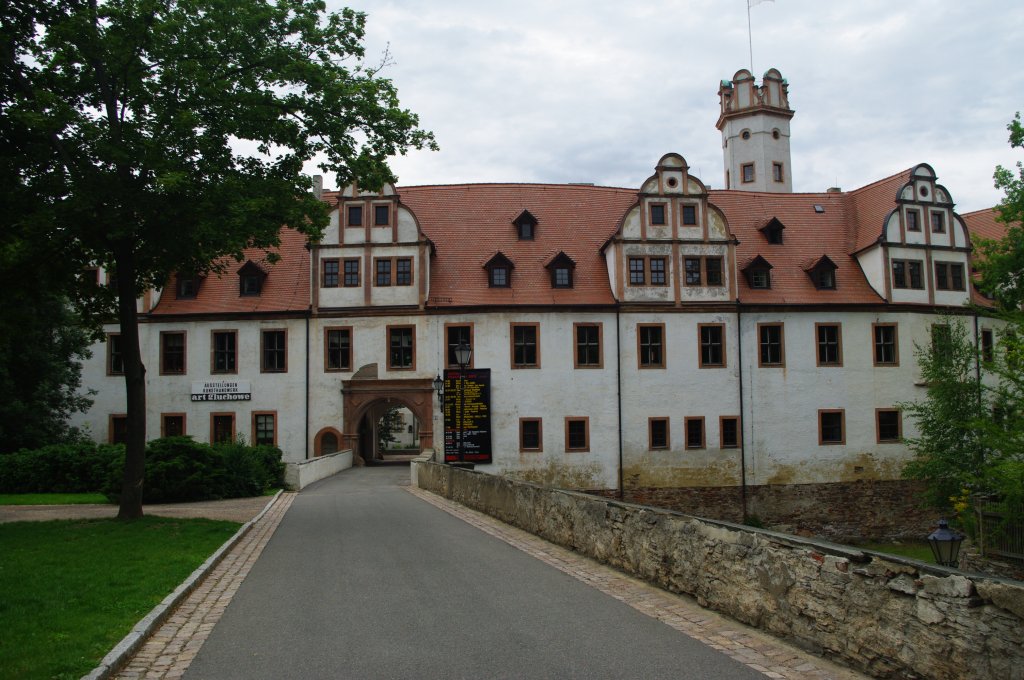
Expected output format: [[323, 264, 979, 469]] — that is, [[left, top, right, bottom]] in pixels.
[[175, 272, 206, 299], [514, 210, 538, 240], [742, 255, 773, 289], [759, 217, 786, 245], [483, 252, 514, 288], [804, 255, 838, 290], [238, 260, 268, 296], [545, 252, 576, 289]]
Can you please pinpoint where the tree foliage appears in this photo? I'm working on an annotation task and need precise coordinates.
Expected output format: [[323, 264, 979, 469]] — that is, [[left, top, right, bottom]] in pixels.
[[2, 0, 434, 517], [975, 112, 1024, 312]]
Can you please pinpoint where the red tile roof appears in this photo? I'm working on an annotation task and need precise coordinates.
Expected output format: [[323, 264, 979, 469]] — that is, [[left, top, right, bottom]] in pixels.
[[398, 184, 636, 307], [711, 189, 885, 304], [152, 227, 310, 315], [846, 169, 911, 253], [961, 207, 1009, 244]]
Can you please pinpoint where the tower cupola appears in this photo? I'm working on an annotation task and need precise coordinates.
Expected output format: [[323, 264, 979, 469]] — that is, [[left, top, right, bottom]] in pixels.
[[717, 68, 794, 193]]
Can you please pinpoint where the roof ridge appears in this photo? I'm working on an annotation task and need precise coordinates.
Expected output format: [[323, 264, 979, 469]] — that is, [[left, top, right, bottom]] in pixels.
[[397, 182, 637, 192], [846, 167, 913, 195]]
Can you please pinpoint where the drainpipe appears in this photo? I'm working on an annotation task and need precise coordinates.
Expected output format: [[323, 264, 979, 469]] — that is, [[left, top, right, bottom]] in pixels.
[[973, 313, 982, 403], [616, 308, 624, 500], [737, 305, 748, 521], [305, 309, 311, 459]]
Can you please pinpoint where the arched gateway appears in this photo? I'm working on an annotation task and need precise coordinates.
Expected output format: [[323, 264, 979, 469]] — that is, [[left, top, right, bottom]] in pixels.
[[340, 364, 435, 464]]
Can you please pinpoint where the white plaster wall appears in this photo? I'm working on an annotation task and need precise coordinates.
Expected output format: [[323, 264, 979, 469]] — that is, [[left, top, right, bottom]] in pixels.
[[722, 114, 792, 192], [856, 247, 886, 300], [739, 311, 936, 486]]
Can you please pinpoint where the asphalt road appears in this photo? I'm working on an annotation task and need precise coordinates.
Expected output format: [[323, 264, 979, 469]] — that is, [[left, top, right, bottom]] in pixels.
[[185, 467, 767, 680]]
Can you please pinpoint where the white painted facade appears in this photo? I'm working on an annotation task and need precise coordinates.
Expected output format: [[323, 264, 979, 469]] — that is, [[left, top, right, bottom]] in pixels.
[[69, 68, 1001, 495]]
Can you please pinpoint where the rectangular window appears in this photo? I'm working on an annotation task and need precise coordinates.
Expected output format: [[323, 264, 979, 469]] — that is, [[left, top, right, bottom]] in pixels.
[[741, 163, 755, 183], [212, 330, 237, 374], [649, 258, 666, 286], [682, 205, 697, 225], [211, 413, 235, 444], [685, 417, 705, 449], [684, 257, 701, 286], [819, 410, 845, 445], [110, 415, 128, 445], [931, 212, 945, 233], [511, 323, 540, 368], [553, 267, 572, 288], [758, 323, 784, 367], [574, 323, 602, 368], [750, 270, 770, 289], [347, 205, 362, 227], [873, 323, 899, 366], [720, 416, 740, 449], [628, 257, 645, 285], [981, 328, 994, 363], [772, 162, 784, 183], [520, 418, 542, 452], [906, 210, 920, 231], [565, 417, 590, 452], [705, 258, 724, 286], [698, 324, 725, 368], [374, 204, 390, 226], [892, 259, 925, 290], [649, 418, 669, 450], [343, 259, 360, 287], [935, 262, 965, 291], [396, 258, 412, 286], [160, 331, 186, 375], [445, 324, 474, 368], [387, 325, 415, 370], [252, 412, 276, 446], [876, 409, 902, 443], [816, 323, 842, 367], [325, 327, 352, 372], [649, 203, 666, 225], [375, 259, 392, 286], [107, 333, 124, 376], [638, 324, 665, 368], [490, 266, 509, 287], [261, 329, 287, 373], [161, 414, 185, 438], [322, 259, 339, 288]]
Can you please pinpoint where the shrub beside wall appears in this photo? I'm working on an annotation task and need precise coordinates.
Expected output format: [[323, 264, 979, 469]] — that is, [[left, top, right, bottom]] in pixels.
[[0, 437, 284, 503], [416, 463, 1024, 680]]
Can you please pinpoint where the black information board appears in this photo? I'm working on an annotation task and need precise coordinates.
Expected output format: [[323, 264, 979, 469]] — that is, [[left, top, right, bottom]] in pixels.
[[443, 368, 492, 464]]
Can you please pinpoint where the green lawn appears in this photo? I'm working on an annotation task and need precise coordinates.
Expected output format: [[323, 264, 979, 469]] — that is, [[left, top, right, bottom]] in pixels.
[[0, 493, 109, 505], [860, 541, 935, 563], [0, 517, 240, 680]]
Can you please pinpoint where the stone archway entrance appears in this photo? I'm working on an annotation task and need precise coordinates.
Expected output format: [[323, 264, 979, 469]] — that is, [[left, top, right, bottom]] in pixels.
[[341, 365, 435, 465]]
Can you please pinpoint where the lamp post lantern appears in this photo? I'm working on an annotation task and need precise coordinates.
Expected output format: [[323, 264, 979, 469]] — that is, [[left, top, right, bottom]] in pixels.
[[927, 518, 964, 567], [454, 342, 472, 464]]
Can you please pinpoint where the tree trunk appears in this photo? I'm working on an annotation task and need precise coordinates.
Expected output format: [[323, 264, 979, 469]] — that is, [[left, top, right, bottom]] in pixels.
[[115, 245, 146, 519]]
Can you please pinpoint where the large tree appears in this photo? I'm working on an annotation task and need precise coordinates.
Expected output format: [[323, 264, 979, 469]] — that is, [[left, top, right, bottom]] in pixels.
[[2, 0, 434, 517]]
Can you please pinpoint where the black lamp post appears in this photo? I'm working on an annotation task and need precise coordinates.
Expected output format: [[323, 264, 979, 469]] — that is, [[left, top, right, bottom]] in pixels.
[[453, 342, 472, 464], [927, 518, 964, 567]]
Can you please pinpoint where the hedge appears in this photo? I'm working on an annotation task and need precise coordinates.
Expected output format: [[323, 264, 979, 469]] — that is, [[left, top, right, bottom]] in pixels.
[[0, 437, 284, 503]]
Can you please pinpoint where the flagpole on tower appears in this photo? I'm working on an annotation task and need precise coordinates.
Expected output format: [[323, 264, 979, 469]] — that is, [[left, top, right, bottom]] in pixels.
[[747, 0, 774, 75]]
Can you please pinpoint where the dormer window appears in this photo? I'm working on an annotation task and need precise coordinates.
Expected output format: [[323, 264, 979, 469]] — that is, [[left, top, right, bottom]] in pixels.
[[238, 261, 267, 296], [804, 255, 838, 290], [742, 255, 773, 290], [759, 217, 785, 245], [514, 210, 538, 240], [546, 252, 576, 289], [176, 274, 203, 299], [484, 252, 514, 288]]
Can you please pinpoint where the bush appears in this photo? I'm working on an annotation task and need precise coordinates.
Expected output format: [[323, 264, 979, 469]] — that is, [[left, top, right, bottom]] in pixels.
[[0, 442, 121, 493], [4, 436, 284, 503]]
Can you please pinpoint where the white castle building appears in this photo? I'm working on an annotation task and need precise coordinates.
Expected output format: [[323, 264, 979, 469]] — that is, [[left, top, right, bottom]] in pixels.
[[72, 69, 1005, 534]]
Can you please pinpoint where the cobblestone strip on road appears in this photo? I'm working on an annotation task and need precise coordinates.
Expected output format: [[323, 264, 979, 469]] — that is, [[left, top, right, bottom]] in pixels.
[[405, 486, 865, 680], [114, 493, 296, 680]]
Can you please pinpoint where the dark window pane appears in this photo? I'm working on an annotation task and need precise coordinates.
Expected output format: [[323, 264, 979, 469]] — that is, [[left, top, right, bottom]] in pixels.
[[705, 258, 723, 286], [255, 414, 275, 446], [639, 326, 663, 366], [262, 331, 286, 372], [396, 258, 412, 285], [162, 333, 185, 374], [576, 325, 600, 366], [721, 418, 739, 448], [213, 332, 236, 373], [878, 411, 900, 442], [701, 325, 723, 366], [347, 205, 362, 226], [759, 325, 782, 365], [821, 412, 843, 443], [389, 328, 414, 369], [650, 419, 668, 449], [376, 260, 392, 286], [447, 326, 471, 367], [374, 205, 389, 226], [629, 258, 645, 285], [163, 415, 184, 437], [686, 419, 704, 448], [344, 259, 360, 287], [326, 329, 351, 370], [650, 258, 666, 285], [521, 420, 540, 450], [650, 204, 666, 225], [682, 205, 697, 225], [817, 325, 840, 365], [323, 260, 339, 287], [567, 420, 587, 450], [513, 326, 537, 366]]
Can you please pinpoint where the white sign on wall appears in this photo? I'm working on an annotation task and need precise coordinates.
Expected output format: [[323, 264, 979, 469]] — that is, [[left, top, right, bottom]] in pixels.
[[191, 380, 252, 402]]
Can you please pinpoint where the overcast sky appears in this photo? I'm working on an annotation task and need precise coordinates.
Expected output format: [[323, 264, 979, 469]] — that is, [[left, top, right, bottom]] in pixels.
[[314, 0, 1023, 213]]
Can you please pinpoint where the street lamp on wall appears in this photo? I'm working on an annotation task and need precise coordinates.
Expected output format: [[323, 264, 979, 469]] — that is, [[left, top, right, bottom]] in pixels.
[[927, 518, 964, 567]]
